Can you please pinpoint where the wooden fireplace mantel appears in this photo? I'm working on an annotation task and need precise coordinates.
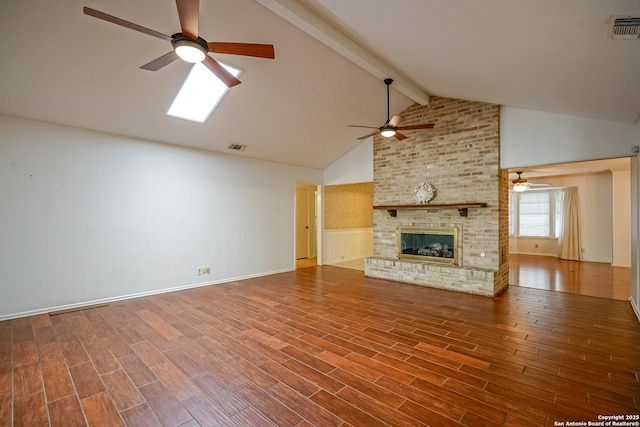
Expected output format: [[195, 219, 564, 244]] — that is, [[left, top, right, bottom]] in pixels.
[[373, 203, 487, 217]]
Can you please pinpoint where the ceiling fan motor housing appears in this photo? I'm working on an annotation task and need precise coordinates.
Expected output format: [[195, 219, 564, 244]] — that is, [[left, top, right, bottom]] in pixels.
[[171, 33, 209, 55]]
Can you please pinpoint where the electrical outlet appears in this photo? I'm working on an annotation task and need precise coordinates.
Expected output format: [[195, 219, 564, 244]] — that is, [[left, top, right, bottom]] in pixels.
[[197, 266, 211, 275]]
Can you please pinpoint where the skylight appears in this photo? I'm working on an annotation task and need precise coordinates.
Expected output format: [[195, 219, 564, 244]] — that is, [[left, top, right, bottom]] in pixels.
[[167, 62, 241, 123]]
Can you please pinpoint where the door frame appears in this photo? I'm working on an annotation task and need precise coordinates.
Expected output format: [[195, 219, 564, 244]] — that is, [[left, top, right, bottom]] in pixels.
[[295, 182, 323, 266]]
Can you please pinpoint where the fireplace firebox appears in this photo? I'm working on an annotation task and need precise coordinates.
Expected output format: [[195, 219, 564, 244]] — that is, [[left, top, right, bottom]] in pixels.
[[397, 226, 458, 265]]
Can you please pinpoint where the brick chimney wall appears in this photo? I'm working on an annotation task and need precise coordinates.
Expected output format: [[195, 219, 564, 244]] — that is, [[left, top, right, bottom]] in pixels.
[[364, 96, 509, 296]]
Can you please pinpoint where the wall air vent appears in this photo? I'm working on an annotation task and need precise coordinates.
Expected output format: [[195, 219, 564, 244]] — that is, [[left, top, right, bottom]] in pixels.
[[228, 144, 247, 151], [609, 16, 640, 39]]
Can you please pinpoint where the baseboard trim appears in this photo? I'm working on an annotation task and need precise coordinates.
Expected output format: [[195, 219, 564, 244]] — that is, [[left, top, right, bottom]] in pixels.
[[48, 303, 109, 317], [0, 268, 293, 321], [510, 252, 557, 257]]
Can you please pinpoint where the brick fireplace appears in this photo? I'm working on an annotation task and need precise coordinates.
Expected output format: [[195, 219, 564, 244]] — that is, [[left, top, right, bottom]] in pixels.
[[364, 96, 509, 296]]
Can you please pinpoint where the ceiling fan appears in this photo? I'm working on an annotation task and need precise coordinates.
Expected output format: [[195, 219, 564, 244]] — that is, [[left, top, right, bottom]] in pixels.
[[83, 0, 275, 87], [511, 171, 551, 192], [348, 78, 434, 141]]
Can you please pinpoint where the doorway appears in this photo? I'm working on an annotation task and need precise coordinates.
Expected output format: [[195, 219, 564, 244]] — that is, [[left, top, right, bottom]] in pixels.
[[507, 157, 632, 300], [296, 183, 318, 268]]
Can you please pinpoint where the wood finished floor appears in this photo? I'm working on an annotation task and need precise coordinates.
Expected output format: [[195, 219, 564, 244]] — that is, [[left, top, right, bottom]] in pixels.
[[296, 258, 317, 270], [1, 266, 639, 426], [510, 254, 632, 301]]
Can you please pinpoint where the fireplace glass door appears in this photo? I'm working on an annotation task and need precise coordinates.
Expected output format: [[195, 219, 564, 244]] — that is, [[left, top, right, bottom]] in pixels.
[[397, 226, 458, 265]]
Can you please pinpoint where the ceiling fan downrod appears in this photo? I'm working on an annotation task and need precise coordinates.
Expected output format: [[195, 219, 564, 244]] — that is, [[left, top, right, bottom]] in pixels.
[[384, 78, 393, 125]]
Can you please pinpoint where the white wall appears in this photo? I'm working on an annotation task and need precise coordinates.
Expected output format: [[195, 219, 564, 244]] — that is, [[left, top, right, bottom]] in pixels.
[[501, 107, 639, 169], [0, 114, 322, 319], [323, 138, 373, 185], [508, 235, 557, 257]]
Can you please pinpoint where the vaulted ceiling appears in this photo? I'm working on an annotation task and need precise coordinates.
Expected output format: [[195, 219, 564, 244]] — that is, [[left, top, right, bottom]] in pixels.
[[1, 0, 638, 170]]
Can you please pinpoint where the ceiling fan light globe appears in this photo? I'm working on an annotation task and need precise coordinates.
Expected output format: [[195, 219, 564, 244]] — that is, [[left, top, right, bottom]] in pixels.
[[175, 43, 207, 63], [513, 183, 528, 192], [380, 128, 396, 138]]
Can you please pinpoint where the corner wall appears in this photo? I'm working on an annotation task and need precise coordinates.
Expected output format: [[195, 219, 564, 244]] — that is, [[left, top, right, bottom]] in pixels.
[[323, 139, 373, 185], [365, 97, 508, 296], [0, 114, 322, 320], [323, 182, 374, 265]]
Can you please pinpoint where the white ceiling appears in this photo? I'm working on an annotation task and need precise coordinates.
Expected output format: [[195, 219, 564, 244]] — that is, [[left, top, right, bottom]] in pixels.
[[1, 1, 639, 170]]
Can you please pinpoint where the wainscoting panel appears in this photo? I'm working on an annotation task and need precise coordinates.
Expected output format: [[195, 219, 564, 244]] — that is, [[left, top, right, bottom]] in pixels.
[[323, 228, 373, 265]]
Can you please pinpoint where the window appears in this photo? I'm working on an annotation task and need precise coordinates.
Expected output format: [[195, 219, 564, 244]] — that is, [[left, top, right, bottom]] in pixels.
[[519, 191, 550, 236], [167, 61, 241, 123], [510, 189, 559, 238]]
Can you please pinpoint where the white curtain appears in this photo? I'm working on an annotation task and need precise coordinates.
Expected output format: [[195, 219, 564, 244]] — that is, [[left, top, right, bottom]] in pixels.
[[557, 186, 583, 261]]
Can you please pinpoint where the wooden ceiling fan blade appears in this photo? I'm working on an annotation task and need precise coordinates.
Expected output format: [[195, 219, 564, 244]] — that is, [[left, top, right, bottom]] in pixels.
[[357, 132, 378, 140], [348, 125, 378, 129], [388, 115, 404, 127], [140, 51, 179, 71], [176, 0, 199, 40], [203, 56, 241, 87], [208, 42, 275, 59], [83, 7, 171, 41], [394, 132, 407, 141], [396, 123, 435, 130]]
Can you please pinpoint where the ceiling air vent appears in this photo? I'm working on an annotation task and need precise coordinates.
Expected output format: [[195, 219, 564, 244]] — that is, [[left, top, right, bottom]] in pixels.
[[609, 16, 640, 39], [228, 143, 247, 151]]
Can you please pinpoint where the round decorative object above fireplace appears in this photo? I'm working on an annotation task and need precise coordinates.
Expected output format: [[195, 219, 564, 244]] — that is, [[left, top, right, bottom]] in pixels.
[[410, 182, 437, 204]]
